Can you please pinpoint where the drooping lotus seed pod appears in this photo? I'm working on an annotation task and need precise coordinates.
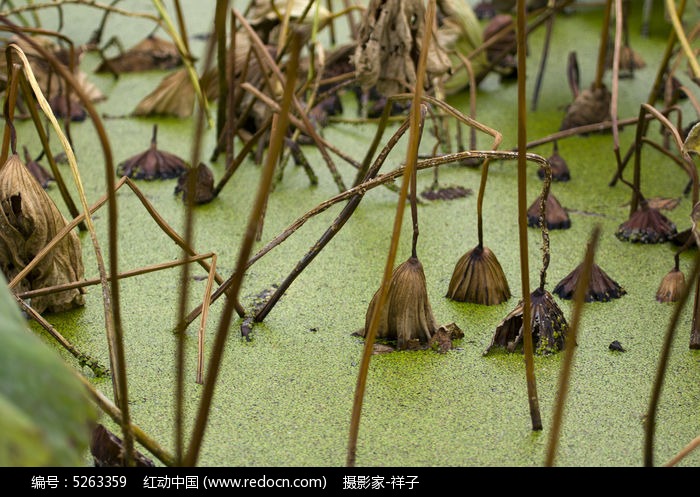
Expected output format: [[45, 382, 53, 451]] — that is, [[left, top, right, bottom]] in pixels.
[[656, 267, 685, 303], [362, 256, 437, 350], [554, 262, 626, 302], [117, 125, 188, 180], [527, 192, 571, 230], [446, 245, 510, 305], [484, 287, 568, 356], [616, 205, 677, 243]]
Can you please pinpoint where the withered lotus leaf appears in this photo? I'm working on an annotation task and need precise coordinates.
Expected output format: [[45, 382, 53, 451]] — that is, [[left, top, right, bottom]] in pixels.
[[132, 68, 195, 118], [0, 153, 84, 314], [96, 35, 182, 74], [362, 257, 437, 350], [117, 125, 188, 180], [353, 0, 451, 97]]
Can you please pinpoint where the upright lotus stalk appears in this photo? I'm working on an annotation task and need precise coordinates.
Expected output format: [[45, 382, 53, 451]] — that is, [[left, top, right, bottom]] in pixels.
[[515, 0, 541, 431], [0, 152, 85, 314], [348, 0, 436, 467]]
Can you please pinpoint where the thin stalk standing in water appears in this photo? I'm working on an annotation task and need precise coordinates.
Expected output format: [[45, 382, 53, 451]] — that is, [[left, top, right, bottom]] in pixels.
[[516, 0, 542, 431]]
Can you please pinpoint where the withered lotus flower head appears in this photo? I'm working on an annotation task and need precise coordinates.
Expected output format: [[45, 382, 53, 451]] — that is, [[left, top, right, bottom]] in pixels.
[[615, 205, 677, 243], [353, 0, 451, 97], [23, 146, 53, 189], [484, 287, 568, 356], [0, 153, 85, 314], [656, 267, 685, 303], [553, 262, 626, 302], [174, 163, 215, 205], [560, 83, 612, 131], [527, 192, 571, 230], [117, 125, 188, 180], [361, 256, 437, 351], [96, 35, 182, 74], [446, 245, 511, 305]]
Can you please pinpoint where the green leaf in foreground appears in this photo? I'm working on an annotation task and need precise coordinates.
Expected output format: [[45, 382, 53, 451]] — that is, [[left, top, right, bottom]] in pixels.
[[0, 273, 97, 466]]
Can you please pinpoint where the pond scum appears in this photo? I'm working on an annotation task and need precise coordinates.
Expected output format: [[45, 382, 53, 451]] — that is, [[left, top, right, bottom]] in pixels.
[[1, 0, 700, 468]]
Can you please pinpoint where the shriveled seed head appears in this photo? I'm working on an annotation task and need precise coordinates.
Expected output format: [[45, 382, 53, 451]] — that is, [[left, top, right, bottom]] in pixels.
[[117, 125, 188, 180], [446, 245, 511, 305], [527, 193, 571, 230], [174, 163, 215, 205], [560, 83, 612, 131], [616, 206, 677, 243], [362, 256, 437, 350], [554, 262, 626, 302], [656, 268, 685, 303], [484, 287, 568, 355], [538, 148, 570, 182]]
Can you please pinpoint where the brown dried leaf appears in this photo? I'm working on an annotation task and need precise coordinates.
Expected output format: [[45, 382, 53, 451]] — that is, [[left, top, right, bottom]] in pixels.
[[0, 154, 84, 313], [132, 68, 195, 118], [96, 35, 182, 73], [353, 0, 451, 97]]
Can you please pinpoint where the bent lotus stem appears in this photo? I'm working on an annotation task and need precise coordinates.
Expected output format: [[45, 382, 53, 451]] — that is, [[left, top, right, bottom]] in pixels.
[[629, 103, 699, 216]]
